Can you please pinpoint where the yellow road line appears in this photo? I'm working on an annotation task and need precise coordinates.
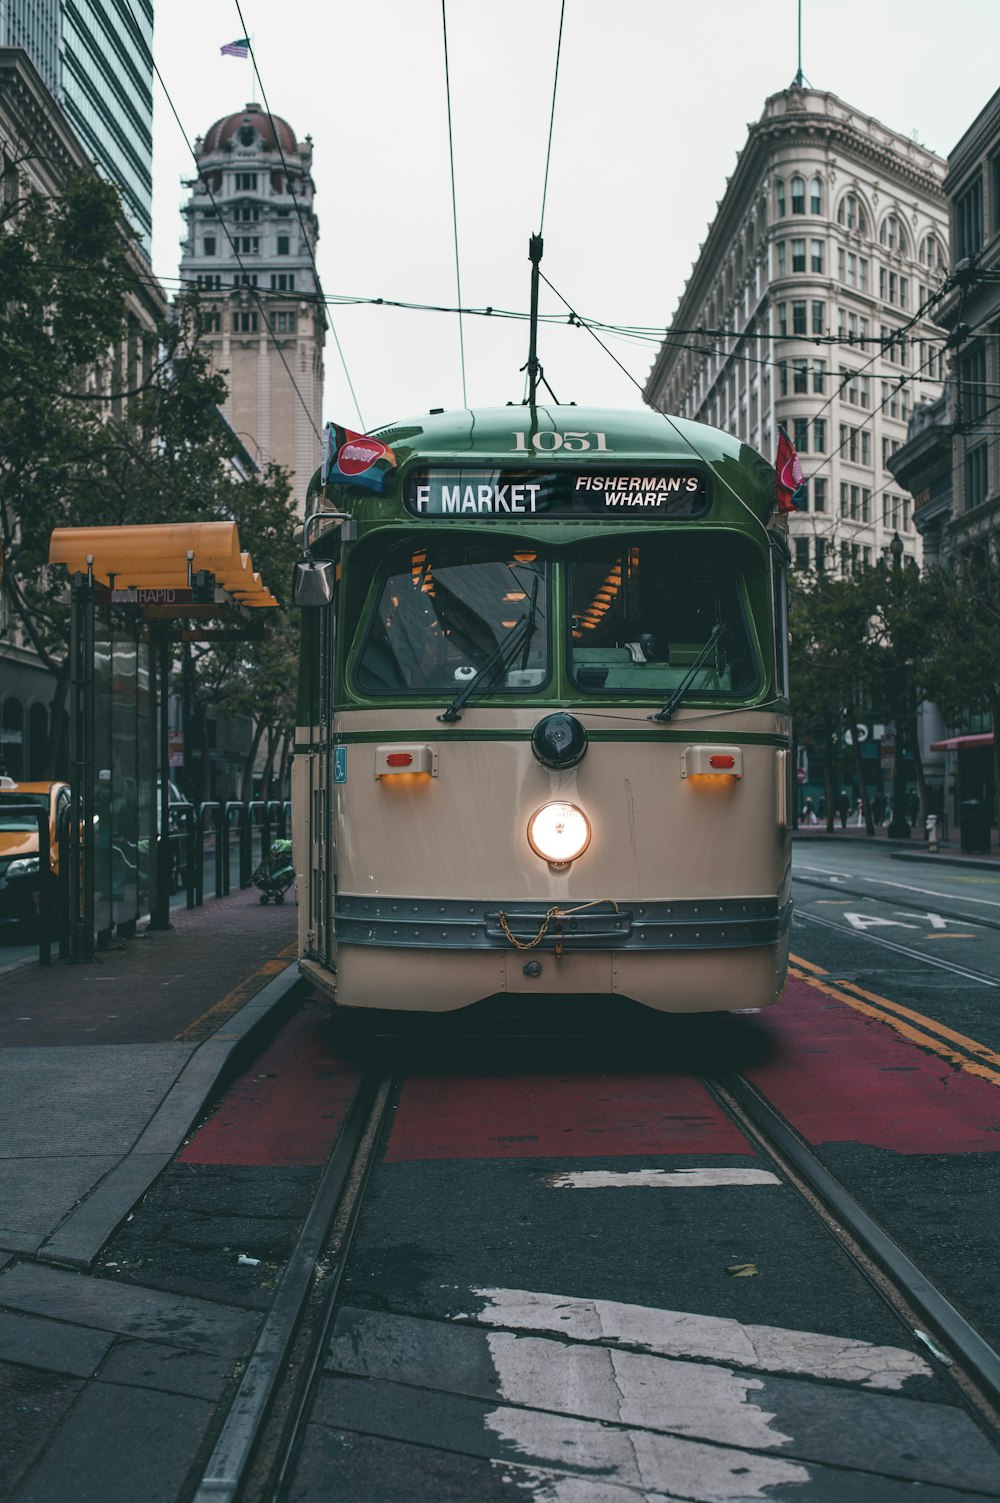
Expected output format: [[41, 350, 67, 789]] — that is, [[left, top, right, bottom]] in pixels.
[[788, 955, 1000, 1089], [174, 957, 291, 1043], [922, 933, 976, 940]]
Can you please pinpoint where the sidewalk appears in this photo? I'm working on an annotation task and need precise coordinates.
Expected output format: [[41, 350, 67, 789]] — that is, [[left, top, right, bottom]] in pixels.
[[792, 823, 1000, 872], [0, 892, 301, 1270]]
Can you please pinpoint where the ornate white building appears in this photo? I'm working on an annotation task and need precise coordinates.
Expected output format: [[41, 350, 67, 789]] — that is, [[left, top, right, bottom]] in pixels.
[[179, 102, 324, 516], [644, 86, 949, 575]]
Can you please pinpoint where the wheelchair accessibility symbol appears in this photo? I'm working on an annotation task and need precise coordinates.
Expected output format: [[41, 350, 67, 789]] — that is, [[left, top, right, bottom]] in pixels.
[[333, 746, 347, 784]]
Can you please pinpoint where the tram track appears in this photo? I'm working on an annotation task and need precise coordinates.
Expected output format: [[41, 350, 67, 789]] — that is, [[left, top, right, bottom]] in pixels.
[[180, 1001, 1000, 1502], [796, 907, 1000, 987], [794, 871, 1000, 935], [712, 1071, 1000, 1435]]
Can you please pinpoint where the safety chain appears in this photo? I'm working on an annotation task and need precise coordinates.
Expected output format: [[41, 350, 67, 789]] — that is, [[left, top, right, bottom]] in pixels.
[[497, 898, 620, 954]]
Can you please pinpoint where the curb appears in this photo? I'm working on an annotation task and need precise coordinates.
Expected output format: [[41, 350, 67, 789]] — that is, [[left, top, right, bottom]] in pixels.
[[35, 962, 304, 1271]]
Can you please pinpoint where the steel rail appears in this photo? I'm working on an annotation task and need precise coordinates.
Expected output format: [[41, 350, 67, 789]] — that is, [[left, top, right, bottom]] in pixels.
[[714, 1072, 1000, 1422], [189, 1071, 393, 1503], [797, 908, 1000, 987]]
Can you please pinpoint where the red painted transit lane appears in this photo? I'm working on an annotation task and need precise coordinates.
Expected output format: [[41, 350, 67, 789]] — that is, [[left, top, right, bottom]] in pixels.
[[746, 976, 1000, 1155], [383, 1072, 753, 1162], [178, 1004, 362, 1167]]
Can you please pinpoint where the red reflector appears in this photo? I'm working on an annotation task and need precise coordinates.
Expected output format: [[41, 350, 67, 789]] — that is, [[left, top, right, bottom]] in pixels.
[[709, 755, 736, 769], [386, 753, 413, 768]]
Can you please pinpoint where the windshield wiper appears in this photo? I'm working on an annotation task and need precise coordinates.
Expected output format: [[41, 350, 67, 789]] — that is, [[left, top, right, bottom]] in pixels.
[[438, 576, 540, 723], [649, 620, 726, 723]]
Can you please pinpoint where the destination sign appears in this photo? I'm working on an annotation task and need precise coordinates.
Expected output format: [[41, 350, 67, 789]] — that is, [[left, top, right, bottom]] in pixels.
[[404, 466, 709, 519]]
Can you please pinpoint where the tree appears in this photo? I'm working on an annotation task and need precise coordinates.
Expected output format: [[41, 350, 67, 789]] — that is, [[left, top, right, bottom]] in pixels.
[[1, 169, 300, 775], [923, 555, 1000, 822], [789, 565, 880, 834]]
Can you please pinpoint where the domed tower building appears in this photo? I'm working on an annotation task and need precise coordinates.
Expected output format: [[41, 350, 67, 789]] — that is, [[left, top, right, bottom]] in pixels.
[[179, 102, 324, 516]]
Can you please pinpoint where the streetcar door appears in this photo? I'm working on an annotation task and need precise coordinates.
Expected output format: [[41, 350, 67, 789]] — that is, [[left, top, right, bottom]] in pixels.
[[310, 591, 337, 967]]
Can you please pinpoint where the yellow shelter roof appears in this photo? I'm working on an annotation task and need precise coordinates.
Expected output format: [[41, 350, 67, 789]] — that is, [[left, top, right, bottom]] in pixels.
[[48, 522, 279, 610]]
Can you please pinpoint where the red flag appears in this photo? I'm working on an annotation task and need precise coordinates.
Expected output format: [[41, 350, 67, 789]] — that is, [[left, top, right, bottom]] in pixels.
[[775, 426, 806, 513]]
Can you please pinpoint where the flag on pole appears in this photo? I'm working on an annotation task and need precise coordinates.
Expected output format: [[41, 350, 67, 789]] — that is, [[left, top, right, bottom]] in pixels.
[[775, 424, 806, 513], [220, 37, 250, 58], [322, 423, 397, 495]]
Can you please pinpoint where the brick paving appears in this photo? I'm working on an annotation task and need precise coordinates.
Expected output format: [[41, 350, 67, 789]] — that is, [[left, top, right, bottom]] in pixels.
[[0, 893, 298, 1048]]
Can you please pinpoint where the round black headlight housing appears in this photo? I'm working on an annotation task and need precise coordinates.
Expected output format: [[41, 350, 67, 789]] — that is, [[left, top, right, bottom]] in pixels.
[[531, 712, 589, 770]]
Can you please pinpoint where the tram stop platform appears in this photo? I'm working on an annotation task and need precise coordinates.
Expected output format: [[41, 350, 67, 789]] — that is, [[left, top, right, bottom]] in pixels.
[[0, 891, 301, 1272]]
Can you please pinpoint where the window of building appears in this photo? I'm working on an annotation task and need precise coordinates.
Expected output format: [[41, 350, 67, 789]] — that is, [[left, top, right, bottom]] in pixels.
[[960, 344, 988, 425], [955, 175, 984, 261], [778, 360, 789, 396], [840, 482, 849, 516], [811, 239, 824, 273], [837, 247, 846, 282], [861, 488, 871, 522], [880, 213, 907, 254], [792, 300, 807, 334], [792, 239, 806, 272], [234, 273, 258, 287], [794, 417, 809, 452], [813, 477, 827, 513], [232, 311, 258, 333], [838, 193, 867, 234], [813, 417, 826, 451], [776, 179, 786, 217], [861, 432, 871, 465], [196, 273, 222, 290], [199, 311, 221, 333], [860, 375, 870, 409], [236, 206, 260, 222], [795, 537, 810, 569], [815, 537, 827, 572], [235, 172, 257, 191], [777, 302, 788, 336], [810, 176, 822, 214], [812, 361, 826, 395], [811, 300, 824, 335], [277, 234, 290, 255], [275, 312, 297, 333], [791, 176, 806, 214], [270, 272, 296, 291], [965, 443, 989, 509], [793, 359, 808, 394], [203, 235, 216, 256], [237, 236, 259, 254], [847, 251, 857, 287], [776, 241, 787, 275]]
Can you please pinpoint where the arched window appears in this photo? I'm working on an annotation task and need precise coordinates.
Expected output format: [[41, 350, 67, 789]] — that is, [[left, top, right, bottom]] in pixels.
[[921, 233, 944, 271], [791, 175, 806, 214], [837, 193, 868, 235], [880, 213, 908, 255], [810, 176, 822, 214], [775, 179, 786, 217]]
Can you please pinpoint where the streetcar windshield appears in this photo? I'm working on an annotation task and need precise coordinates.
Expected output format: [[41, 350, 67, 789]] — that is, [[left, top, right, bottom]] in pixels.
[[355, 542, 549, 694], [568, 537, 759, 697]]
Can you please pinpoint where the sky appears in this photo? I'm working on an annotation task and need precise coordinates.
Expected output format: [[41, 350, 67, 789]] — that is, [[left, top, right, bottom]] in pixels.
[[149, 0, 1000, 439]]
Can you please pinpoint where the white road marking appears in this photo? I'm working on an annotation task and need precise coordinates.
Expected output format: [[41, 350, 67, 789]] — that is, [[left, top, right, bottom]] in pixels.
[[797, 863, 1000, 913], [486, 1407, 811, 1501], [843, 912, 918, 933], [546, 1169, 781, 1190], [797, 911, 1000, 986], [467, 1288, 931, 1390]]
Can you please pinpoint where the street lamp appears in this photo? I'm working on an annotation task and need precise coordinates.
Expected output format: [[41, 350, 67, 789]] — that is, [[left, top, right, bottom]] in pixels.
[[887, 532, 912, 839]]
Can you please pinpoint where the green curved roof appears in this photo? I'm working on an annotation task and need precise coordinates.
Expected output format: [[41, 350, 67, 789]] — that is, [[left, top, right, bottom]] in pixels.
[[310, 407, 777, 528]]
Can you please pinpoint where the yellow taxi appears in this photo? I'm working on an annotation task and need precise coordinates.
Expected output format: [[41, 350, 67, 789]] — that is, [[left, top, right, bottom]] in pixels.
[[0, 777, 71, 926]]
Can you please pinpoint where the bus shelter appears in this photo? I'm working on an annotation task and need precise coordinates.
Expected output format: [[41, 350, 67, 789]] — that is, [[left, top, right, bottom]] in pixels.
[[48, 522, 278, 961]]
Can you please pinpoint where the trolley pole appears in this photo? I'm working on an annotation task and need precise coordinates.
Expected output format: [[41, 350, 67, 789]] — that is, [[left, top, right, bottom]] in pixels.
[[526, 234, 543, 407]]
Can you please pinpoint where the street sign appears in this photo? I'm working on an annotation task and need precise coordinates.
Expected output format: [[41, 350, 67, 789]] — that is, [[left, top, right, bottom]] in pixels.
[[796, 768, 807, 784]]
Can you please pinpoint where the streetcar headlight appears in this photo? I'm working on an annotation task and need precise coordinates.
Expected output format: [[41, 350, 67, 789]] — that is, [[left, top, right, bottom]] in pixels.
[[527, 802, 591, 866]]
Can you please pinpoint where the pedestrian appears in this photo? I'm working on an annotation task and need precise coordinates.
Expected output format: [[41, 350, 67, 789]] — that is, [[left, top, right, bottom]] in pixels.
[[906, 789, 919, 828], [837, 790, 849, 829], [802, 795, 815, 825]]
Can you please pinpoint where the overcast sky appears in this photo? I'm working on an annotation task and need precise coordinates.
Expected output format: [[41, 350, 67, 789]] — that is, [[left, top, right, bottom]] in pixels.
[[149, 0, 1000, 438]]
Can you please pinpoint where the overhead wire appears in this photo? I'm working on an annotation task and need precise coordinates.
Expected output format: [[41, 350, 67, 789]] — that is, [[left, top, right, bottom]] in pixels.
[[234, 0, 365, 429], [538, 0, 565, 236], [125, 0, 323, 445], [440, 1, 467, 408]]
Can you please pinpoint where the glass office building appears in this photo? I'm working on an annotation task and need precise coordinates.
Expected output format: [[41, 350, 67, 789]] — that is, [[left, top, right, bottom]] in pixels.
[[0, 0, 154, 255]]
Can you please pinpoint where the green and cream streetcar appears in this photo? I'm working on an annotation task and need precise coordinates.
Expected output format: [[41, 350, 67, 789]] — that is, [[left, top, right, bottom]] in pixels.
[[292, 406, 791, 1017]]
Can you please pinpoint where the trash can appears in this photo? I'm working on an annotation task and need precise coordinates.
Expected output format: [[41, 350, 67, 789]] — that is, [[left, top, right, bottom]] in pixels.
[[959, 799, 991, 855]]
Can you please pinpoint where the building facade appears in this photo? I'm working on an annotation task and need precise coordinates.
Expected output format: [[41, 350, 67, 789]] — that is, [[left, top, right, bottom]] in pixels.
[[644, 86, 949, 578], [0, 0, 154, 254], [0, 45, 165, 778], [178, 103, 325, 517]]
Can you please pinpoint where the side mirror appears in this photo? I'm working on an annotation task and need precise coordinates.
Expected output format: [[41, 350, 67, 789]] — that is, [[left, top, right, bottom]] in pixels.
[[292, 558, 337, 608]]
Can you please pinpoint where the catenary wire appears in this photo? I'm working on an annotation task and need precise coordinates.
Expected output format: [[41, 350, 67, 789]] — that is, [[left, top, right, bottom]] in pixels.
[[440, 1, 467, 407], [538, 0, 566, 235]]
